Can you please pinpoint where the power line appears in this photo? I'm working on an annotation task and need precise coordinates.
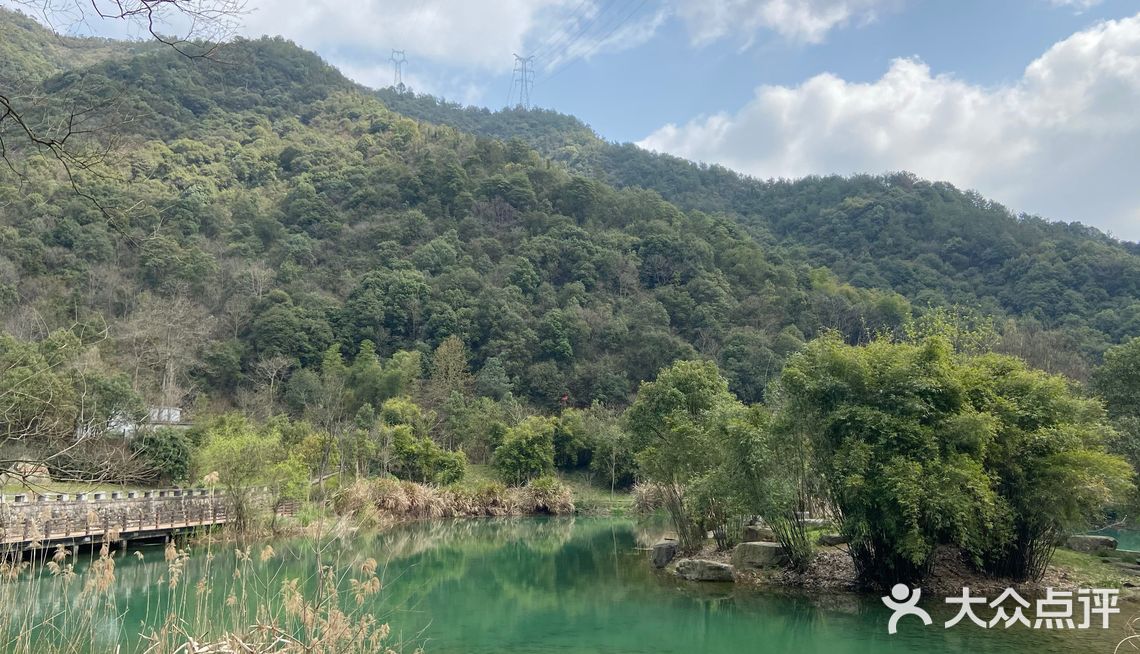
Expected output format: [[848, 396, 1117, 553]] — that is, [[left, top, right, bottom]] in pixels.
[[536, 0, 650, 86], [536, 0, 623, 72], [530, 0, 596, 63]]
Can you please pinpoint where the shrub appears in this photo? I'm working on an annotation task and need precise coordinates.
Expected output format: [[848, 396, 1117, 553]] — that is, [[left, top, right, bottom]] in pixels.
[[390, 424, 468, 484], [493, 416, 555, 485], [777, 334, 1133, 587], [132, 428, 192, 484]]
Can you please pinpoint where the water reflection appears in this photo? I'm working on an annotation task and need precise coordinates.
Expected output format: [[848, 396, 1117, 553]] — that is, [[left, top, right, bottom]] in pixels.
[[3, 517, 1137, 653]]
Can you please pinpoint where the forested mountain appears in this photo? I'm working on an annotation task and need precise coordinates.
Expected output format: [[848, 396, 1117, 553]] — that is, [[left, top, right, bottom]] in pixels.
[[0, 9, 912, 417], [377, 89, 1140, 358], [1, 7, 1136, 427]]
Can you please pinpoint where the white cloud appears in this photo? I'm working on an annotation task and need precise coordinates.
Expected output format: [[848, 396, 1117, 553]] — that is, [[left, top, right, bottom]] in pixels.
[[539, 5, 668, 73], [241, 0, 572, 71], [333, 58, 489, 105], [237, 0, 881, 83], [639, 13, 1140, 241], [675, 0, 897, 46]]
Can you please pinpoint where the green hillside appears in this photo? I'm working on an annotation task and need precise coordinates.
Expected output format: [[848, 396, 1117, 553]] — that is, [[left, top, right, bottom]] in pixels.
[[0, 15, 912, 416], [377, 89, 1140, 361], [1, 7, 1136, 425]]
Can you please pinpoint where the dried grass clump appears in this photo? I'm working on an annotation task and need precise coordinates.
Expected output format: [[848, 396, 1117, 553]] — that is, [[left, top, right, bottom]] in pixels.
[[632, 482, 665, 514], [448, 480, 516, 517], [334, 475, 577, 523], [0, 533, 416, 654], [519, 476, 574, 516]]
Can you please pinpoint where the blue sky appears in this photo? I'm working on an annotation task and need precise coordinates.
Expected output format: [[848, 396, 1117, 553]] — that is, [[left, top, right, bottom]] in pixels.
[[237, 0, 1140, 240], [529, 0, 1137, 142], [16, 0, 1140, 240]]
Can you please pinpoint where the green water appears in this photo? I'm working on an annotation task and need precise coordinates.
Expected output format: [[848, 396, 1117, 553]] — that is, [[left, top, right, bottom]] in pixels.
[[1092, 528, 1140, 552], [10, 517, 1139, 653]]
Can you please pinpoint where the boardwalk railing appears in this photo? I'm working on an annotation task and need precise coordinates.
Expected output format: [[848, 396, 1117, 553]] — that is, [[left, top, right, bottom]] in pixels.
[[0, 487, 291, 551], [0, 487, 225, 505]]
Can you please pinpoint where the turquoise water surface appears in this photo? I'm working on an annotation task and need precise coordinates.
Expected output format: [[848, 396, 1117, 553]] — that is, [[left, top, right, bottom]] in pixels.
[[8, 517, 1139, 653]]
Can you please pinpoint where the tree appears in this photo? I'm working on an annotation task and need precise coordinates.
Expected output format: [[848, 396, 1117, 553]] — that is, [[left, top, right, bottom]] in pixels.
[[426, 335, 473, 406], [194, 414, 288, 530], [0, 327, 147, 484], [777, 333, 1132, 587], [1092, 337, 1140, 422], [475, 356, 512, 400], [582, 404, 635, 492], [706, 403, 817, 569], [132, 427, 192, 484], [1, 0, 243, 230], [975, 353, 1133, 579], [624, 359, 737, 550], [1092, 337, 1140, 511], [494, 416, 555, 486], [118, 292, 214, 408]]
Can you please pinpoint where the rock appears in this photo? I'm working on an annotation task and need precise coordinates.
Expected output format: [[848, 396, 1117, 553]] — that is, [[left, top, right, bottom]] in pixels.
[[651, 540, 678, 568], [1066, 535, 1118, 553], [816, 533, 848, 547], [742, 524, 778, 542], [675, 558, 735, 582], [732, 542, 788, 570]]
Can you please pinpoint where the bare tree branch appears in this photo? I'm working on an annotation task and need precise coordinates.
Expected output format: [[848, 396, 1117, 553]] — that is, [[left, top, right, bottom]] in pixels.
[[0, 0, 245, 245]]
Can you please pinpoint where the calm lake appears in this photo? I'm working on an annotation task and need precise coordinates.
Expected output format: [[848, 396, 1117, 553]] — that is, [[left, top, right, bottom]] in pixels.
[[10, 517, 1139, 653]]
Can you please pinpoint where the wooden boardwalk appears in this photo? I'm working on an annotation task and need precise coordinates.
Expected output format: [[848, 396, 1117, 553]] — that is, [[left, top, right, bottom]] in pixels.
[[0, 492, 297, 553]]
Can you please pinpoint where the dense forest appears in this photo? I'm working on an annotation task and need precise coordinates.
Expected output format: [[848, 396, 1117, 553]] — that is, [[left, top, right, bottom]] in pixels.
[[0, 7, 1137, 495], [0, 9, 915, 418], [378, 89, 1140, 371]]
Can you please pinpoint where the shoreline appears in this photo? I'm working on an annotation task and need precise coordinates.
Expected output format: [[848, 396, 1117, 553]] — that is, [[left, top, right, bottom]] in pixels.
[[658, 539, 1140, 599]]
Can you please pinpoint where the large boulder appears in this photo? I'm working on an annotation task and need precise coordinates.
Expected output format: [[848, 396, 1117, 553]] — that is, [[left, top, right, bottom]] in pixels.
[[742, 524, 778, 542], [1066, 535, 1118, 553], [651, 540, 678, 568], [732, 542, 788, 570], [817, 533, 848, 547], [675, 558, 735, 582]]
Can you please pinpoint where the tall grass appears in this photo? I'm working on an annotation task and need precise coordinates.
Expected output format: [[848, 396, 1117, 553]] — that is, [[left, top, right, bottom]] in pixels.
[[0, 531, 417, 654], [333, 477, 574, 527]]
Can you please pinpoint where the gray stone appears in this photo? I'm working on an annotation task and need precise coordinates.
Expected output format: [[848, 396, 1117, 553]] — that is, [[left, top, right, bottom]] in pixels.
[[1066, 535, 1118, 553], [731, 542, 788, 569], [651, 540, 678, 568], [742, 524, 778, 542], [817, 533, 848, 547], [675, 558, 735, 582]]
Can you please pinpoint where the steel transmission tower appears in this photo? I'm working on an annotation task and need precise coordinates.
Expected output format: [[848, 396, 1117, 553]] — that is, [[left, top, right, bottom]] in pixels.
[[511, 53, 535, 109], [390, 49, 408, 91]]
